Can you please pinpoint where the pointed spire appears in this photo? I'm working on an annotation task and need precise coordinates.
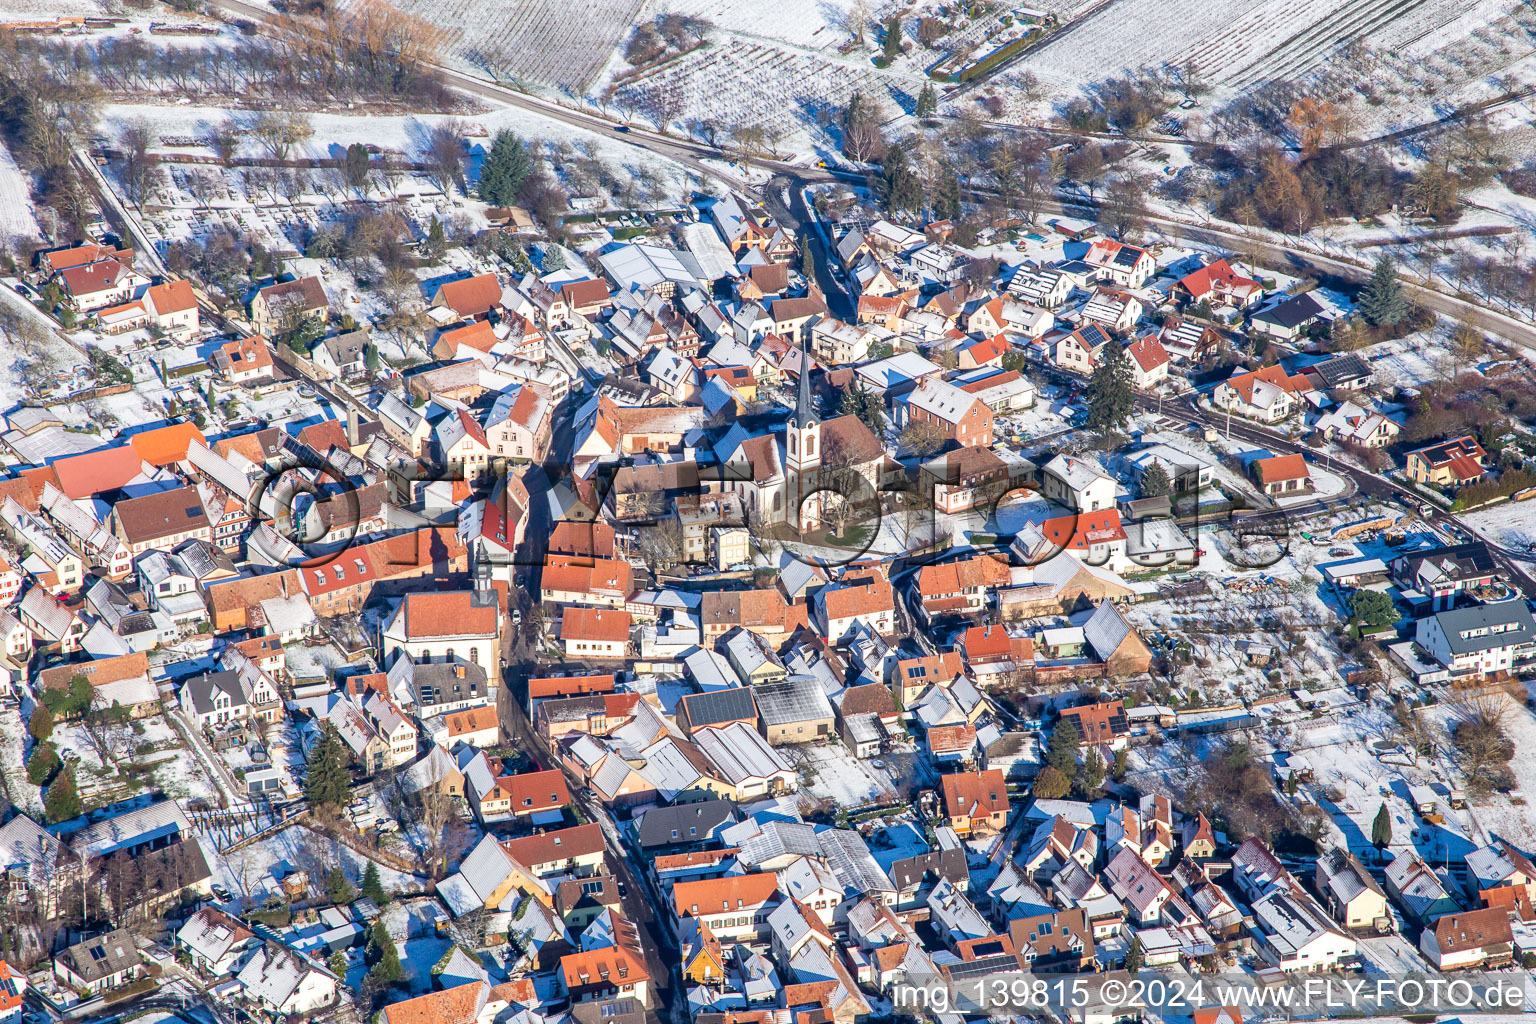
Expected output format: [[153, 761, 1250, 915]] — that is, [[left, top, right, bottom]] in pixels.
[[792, 332, 815, 429]]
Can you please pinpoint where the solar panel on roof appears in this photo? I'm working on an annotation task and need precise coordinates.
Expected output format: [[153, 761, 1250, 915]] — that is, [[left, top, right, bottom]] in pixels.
[[1114, 247, 1142, 267]]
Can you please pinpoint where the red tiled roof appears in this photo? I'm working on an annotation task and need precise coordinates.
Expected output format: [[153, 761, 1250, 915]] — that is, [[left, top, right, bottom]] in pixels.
[[128, 422, 206, 467], [403, 591, 498, 639], [1255, 453, 1309, 484], [434, 273, 502, 318], [1037, 509, 1126, 549], [506, 769, 570, 812], [51, 446, 146, 500], [940, 769, 1008, 818], [146, 279, 197, 314], [561, 607, 631, 643], [1127, 334, 1169, 373], [501, 823, 604, 868], [674, 872, 780, 916]]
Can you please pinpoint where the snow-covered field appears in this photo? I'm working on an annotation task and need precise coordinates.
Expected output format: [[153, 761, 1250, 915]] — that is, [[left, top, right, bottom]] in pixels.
[[349, 0, 644, 92], [0, 138, 39, 243], [1461, 499, 1536, 560], [606, 39, 913, 159]]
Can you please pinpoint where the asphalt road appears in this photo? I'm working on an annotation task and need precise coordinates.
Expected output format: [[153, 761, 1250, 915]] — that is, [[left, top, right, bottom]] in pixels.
[[1148, 392, 1536, 594]]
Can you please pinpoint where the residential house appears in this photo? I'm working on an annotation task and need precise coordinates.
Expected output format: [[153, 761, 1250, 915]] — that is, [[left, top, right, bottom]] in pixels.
[[1083, 239, 1155, 289], [430, 273, 503, 322], [110, 485, 212, 555], [1053, 323, 1113, 374], [250, 277, 328, 335], [1057, 701, 1130, 750], [1405, 436, 1488, 488], [1126, 333, 1170, 390], [815, 575, 896, 642], [1414, 602, 1536, 682], [54, 929, 143, 996], [1313, 402, 1399, 448], [1418, 908, 1514, 970], [561, 608, 631, 659], [57, 258, 150, 313], [1175, 258, 1261, 309], [940, 769, 1009, 837], [673, 873, 782, 943], [211, 335, 274, 384], [142, 280, 200, 339], [177, 908, 261, 978], [1253, 454, 1311, 497], [1212, 364, 1314, 424], [1250, 292, 1328, 340], [1315, 848, 1389, 931], [1042, 454, 1117, 512], [234, 943, 338, 1015], [897, 378, 995, 447], [1007, 909, 1095, 970], [1383, 853, 1459, 925], [1390, 541, 1500, 613]]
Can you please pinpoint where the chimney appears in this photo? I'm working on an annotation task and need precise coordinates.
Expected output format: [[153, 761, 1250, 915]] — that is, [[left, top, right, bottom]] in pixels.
[[347, 404, 359, 447]]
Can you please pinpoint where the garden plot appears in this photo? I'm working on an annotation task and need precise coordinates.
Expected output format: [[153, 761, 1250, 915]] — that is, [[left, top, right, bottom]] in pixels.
[[211, 822, 432, 907], [1420, 690, 1536, 850], [788, 743, 903, 807]]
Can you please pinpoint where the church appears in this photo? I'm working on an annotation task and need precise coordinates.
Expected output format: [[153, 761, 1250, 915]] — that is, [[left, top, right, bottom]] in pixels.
[[716, 338, 884, 533]]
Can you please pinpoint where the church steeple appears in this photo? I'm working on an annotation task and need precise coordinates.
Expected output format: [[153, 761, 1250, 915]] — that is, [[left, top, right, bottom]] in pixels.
[[792, 333, 816, 429]]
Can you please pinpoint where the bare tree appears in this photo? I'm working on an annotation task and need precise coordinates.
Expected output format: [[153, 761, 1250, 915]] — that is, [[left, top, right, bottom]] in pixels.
[[207, 118, 241, 164], [117, 121, 160, 206], [249, 111, 313, 162], [425, 120, 466, 196], [185, 169, 220, 211]]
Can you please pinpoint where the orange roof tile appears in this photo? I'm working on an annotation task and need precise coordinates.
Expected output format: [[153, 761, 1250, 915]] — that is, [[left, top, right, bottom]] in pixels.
[[674, 872, 780, 916], [129, 422, 206, 467]]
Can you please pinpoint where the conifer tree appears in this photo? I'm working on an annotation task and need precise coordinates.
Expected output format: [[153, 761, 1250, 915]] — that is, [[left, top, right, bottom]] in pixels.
[[361, 861, 389, 906], [1358, 255, 1407, 328], [1372, 802, 1392, 849], [305, 723, 350, 815], [1086, 338, 1135, 434]]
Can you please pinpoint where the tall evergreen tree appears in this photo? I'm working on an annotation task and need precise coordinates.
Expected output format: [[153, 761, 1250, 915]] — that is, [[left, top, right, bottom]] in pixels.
[[1358, 255, 1407, 328], [1124, 935, 1145, 972], [1139, 461, 1171, 498], [343, 143, 371, 194], [366, 918, 404, 985], [305, 723, 350, 814], [44, 768, 81, 824], [1085, 338, 1135, 434], [28, 704, 53, 743], [880, 146, 923, 215], [425, 216, 447, 258], [915, 82, 938, 118], [934, 162, 963, 221], [882, 15, 903, 62], [1046, 718, 1082, 776], [326, 866, 354, 905], [360, 861, 389, 906], [477, 130, 532, 207], [1372, 802, 1392, 849], [840, 381, 882, 436]]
